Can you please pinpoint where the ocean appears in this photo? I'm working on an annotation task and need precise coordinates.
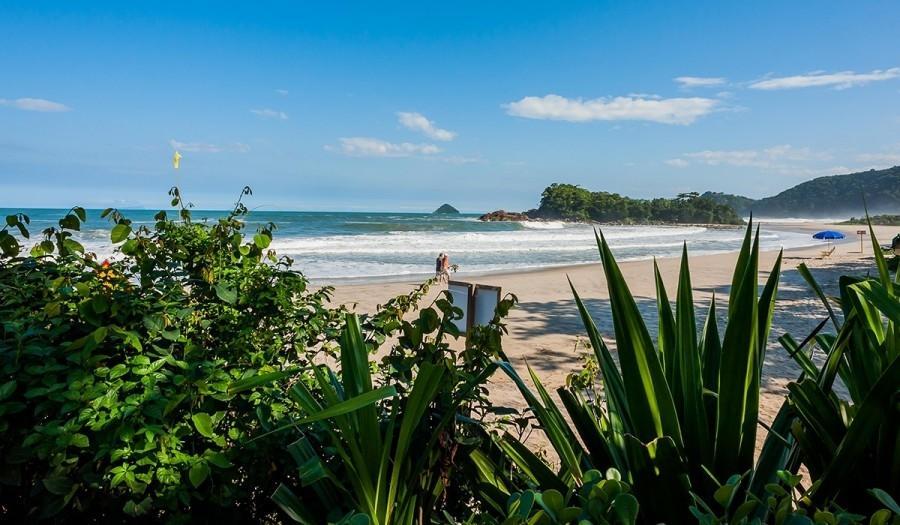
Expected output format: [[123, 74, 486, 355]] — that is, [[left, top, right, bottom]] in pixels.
[[3, 209, 817, 283]]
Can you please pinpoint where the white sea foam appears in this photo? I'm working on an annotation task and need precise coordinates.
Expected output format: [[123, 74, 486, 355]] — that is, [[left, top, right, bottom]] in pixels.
[[11, 210, 819, 281], [517, 221, 566, 229]]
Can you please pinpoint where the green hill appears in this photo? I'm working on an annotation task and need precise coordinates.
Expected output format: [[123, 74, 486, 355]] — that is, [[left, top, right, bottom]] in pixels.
[[529, 184, 743, 224], [702, 166, 900, 218]]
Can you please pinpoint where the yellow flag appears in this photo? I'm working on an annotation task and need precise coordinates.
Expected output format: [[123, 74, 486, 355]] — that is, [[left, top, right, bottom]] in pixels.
[[173, 151, 182, 169]]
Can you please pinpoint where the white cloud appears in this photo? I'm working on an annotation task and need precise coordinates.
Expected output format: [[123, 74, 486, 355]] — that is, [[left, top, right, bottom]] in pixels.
[[251, 108, 288, 120], [0, 97, 70, 112], [431, 155, 483, 165], [504, 94, 718, 125], [326, 137, 441, 157], [397, 112, 456, 141], [275, 89, 289, 96], [674, 145, 830, 168], [856, 150, 900, 165], [749, 68, 900, 90], [674, 76, 727, 88], [665, 158, 689, 168], [684, 149, 764, 167], [169, 139, 250, 153]]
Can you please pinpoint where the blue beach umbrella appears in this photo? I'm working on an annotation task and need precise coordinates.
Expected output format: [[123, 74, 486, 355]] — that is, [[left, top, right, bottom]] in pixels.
[[812, 230, 846, 240], [813, 230, 845, 248]]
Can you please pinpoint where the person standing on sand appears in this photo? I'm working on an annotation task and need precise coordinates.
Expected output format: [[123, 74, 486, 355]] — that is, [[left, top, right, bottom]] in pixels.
[[441, 253, 451, 283], [435, 253, 445, 282]]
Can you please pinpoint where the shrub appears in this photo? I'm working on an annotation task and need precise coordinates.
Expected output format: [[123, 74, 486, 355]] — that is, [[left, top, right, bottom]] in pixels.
[[269, 290, 516, 525], [0, 189, 347, 521]]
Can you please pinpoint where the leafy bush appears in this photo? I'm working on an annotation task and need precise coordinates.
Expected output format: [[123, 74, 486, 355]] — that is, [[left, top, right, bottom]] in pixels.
[[0, 189, 362, 521], [271, 291, 517, 524]]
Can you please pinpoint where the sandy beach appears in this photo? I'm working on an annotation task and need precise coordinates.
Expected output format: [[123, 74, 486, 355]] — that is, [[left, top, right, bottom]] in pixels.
[[329, 222, 898, 453]]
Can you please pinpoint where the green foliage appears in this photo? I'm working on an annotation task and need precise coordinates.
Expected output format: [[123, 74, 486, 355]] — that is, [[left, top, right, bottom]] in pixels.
[[495, 469, 638, 525], [775, 218, 900, 513], [840, 214, 900, 226], [2, 189, 898, 524], [532, 183, 743, 224], [703, 165, 900, 218], [0, 188, 352, 521], [271, 294, 516, 524], [691, 470, 898, 524], [700, 192, 757, 217], [474, 221, 783, 523]]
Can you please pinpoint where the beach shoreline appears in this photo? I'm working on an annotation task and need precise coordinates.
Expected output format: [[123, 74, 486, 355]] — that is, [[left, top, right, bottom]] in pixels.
[[314, 220, 862, 288], [328, 221, 897, 453]]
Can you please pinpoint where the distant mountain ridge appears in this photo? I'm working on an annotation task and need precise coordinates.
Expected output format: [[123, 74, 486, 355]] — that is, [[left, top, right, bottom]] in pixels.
[[702, 166, 900, 218]]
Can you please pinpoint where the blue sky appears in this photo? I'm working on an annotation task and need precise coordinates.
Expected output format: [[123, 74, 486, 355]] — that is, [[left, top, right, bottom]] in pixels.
[[2, 1, 899, 212]]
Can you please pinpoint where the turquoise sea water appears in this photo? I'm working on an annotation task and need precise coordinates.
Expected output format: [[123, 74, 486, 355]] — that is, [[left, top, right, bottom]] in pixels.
[[3, 209, 817, 282]]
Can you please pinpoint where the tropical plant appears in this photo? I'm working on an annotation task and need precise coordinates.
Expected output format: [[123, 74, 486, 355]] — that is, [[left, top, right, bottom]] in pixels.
[[771, 219, 900, 512], [269, 291, 517, 525], [0, 189, 461, 521], [473, 220, 788, 523], [493, 468, 638, 525], [691, 469, 900, 524]]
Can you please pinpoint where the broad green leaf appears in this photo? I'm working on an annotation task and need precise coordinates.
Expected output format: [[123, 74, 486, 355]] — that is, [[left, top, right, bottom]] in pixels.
[[189, 462, 210, 488], [42, 476, 75, 495], [254, 233, 271, 249], [192, 412, 215, 438], [0, 380, 15, 401], [215, 283, 237, 304], [110, 223, 131, 243]]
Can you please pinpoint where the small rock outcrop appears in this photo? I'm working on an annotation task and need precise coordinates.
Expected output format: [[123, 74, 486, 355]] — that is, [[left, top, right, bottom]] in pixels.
[[478, 210, 531, 222], [433, 203, 460, 215]]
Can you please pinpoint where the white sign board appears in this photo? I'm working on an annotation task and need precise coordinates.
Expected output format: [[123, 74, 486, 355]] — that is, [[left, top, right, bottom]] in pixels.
[[447, 281, 472, 334], [473, 285, 501, 327]]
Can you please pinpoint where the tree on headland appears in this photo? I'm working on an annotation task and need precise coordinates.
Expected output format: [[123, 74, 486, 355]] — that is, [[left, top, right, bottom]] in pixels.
[[531, 183, 742, 224]]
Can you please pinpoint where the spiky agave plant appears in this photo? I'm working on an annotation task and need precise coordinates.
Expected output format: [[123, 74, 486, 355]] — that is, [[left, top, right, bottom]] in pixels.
[[266, 309, 501, 525], [773, 218, 900, 512], [472, 219, 789, 523]]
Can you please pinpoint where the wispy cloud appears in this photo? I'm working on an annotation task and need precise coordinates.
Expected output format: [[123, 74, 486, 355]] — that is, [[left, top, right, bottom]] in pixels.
[[749, 68, 900, 90], [326, 137, 441, 157], [430, 155, 483, 165], [674, 76, 727, 88], [664, 144, 844, 176], [0, 97, 71, 112], [856, 147, 900, 166], [275, 89, 289, 96], [665, 158, 689, 168], [397, 112, 456, 141], [169, 139, 250, 153], [251, 108, 288, 120], [504, 94, 718, 125]]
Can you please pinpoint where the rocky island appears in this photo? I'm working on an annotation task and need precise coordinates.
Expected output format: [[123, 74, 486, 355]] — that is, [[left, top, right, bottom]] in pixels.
[[432, 203, 460, 215], [478, 210, 531, 222]]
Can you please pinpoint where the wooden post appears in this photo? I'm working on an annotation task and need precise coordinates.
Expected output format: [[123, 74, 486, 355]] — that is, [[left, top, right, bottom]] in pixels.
[[857, 230, 866, 253]]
